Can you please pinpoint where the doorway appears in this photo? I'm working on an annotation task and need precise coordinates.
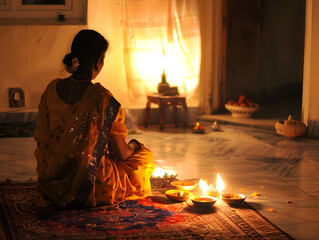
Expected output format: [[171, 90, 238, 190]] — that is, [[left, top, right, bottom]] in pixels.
[[223, 0, 305, 120]]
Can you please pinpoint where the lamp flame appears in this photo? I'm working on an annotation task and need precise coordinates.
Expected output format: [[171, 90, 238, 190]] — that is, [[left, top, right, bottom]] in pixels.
[[216, 173, 225, 193], [199, 179, 208, 196]]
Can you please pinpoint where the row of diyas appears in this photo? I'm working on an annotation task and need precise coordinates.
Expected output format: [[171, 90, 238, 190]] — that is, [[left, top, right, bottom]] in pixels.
[[165, 173, 246, 208]]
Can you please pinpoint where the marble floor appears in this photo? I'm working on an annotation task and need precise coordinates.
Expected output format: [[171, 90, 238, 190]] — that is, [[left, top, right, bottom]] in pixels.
[[0, 123, 319, 240]]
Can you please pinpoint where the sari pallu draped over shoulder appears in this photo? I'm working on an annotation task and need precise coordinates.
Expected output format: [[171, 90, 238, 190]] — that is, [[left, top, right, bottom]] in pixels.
[[34, 82, 111, 207], [34, 81, 154, 207]]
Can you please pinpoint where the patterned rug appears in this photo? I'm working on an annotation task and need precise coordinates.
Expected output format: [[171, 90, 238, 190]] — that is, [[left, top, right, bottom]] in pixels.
[[0, 179, 293, 240]]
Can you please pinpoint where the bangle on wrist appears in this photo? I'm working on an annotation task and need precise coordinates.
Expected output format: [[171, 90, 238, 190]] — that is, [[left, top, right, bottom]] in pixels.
[[128, 139, 142, 152]]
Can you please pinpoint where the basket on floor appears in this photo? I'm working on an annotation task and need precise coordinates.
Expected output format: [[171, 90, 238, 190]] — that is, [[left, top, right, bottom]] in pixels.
[[225, 104, 259, 118], [275, 115, 306, 138]]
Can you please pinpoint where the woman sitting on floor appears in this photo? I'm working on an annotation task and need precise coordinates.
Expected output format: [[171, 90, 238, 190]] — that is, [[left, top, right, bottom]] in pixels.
[[33, 29, 154, 207]]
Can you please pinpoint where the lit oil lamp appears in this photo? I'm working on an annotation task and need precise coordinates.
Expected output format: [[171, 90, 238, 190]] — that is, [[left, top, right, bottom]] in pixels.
[[216, 172, 225, 196], [217, 173, 246, 205], [191, 179, 217, 208], [193, 122, 205, 134], [200, 173, 225, 198], [207, 184, 218, 197], [191, 172, 228, 208]]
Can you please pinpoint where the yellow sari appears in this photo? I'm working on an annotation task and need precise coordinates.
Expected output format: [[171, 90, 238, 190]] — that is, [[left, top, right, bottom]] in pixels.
[[34, 79, 154, 207]]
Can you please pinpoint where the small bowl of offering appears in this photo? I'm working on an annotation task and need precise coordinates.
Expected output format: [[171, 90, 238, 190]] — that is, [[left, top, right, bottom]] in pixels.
[[165, 189, 191, 202], [191, 196, 218, 208], [171, 180, 198, 191], [193, 122, 206, 134], [220, 193, 246, 205]]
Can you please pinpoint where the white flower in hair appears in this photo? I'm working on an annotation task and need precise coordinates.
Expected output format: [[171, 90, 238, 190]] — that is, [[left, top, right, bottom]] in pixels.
[[72, 57, 80, 70], [66, 56, 80, 73]]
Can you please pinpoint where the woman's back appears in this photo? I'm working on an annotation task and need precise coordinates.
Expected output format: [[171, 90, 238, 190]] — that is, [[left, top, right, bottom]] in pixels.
[[34, 29, 154, 208], [56, 78, 92, 105], [42, 79, 100, 133]]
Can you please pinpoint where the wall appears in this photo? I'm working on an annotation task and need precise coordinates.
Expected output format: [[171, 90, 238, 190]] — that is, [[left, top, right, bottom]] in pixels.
[[0, 0, 133, 112], [303, 0, 319, 137], [86, 0, 132, 107], [0, 25, 80, 111]]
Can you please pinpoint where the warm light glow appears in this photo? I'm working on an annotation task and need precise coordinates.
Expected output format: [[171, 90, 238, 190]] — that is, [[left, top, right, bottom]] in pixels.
[[165, 169, 177, 176], [199, 179, 208, 196], [130, 47, 199, 96], [152, 167, 165, 177], [124, 0, 200, 99], [152, 167, 176, 178], [216, 173, 225, 193], [126, 28, 201, 97]]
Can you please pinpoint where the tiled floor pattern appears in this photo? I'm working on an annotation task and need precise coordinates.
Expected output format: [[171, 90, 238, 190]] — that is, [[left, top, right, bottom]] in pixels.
[[0, 123, 318, 240]]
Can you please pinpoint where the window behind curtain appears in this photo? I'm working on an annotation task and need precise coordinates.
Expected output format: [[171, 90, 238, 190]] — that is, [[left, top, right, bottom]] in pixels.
[[22, 0, 65, 4], [123, 0, 200, 100]]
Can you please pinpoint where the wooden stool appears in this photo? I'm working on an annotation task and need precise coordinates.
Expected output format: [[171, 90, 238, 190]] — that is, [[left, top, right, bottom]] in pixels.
[[144, 94, 188, 130]]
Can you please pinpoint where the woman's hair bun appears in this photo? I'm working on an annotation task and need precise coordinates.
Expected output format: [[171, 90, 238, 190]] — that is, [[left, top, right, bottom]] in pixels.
[[63, 53, 73, 67], [64, 30, 108, 77]]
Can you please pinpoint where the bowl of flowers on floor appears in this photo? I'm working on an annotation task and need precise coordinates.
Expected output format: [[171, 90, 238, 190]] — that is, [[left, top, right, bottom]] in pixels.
[[225, 95, 259, 118]]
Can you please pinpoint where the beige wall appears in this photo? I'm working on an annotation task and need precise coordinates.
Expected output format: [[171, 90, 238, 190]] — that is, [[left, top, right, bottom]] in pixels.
[[303, 0, 319, 137], [0, 25, 81, 111], [0, 0, 134, 112], [86, 0, 132, 107]]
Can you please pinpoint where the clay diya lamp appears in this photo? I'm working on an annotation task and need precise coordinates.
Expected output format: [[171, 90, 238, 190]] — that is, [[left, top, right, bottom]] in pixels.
[[220, 193, 246, 205], [165, 189, 191, 202], [171, 180, 198, 191], [193, 122, 205, 133], [191, 196, 218, 208]]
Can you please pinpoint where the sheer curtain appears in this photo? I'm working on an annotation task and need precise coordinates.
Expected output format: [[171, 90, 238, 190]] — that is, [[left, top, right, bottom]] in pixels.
[[196, 0, 223, 114], [123, 0, 200, 101]]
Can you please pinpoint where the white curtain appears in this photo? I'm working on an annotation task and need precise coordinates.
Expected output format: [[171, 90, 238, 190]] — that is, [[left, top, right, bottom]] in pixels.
[[123, 0, 201, 101], [196, 0, 223, 114]]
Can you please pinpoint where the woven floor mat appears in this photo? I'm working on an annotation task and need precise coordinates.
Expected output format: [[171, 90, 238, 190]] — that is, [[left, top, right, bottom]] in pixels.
[[0, 179, 293, 240]]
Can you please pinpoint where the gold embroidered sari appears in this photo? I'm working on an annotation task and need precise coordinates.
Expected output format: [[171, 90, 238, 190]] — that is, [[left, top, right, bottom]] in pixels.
[[34, 79, 154, 207]]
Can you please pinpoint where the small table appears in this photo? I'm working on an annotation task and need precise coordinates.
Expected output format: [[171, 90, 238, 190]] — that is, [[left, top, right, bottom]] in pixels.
[[144, 94, 188, 130]]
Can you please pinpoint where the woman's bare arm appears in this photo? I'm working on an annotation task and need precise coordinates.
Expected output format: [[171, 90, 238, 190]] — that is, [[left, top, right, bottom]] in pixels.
[[108, 134, 134, 160]]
